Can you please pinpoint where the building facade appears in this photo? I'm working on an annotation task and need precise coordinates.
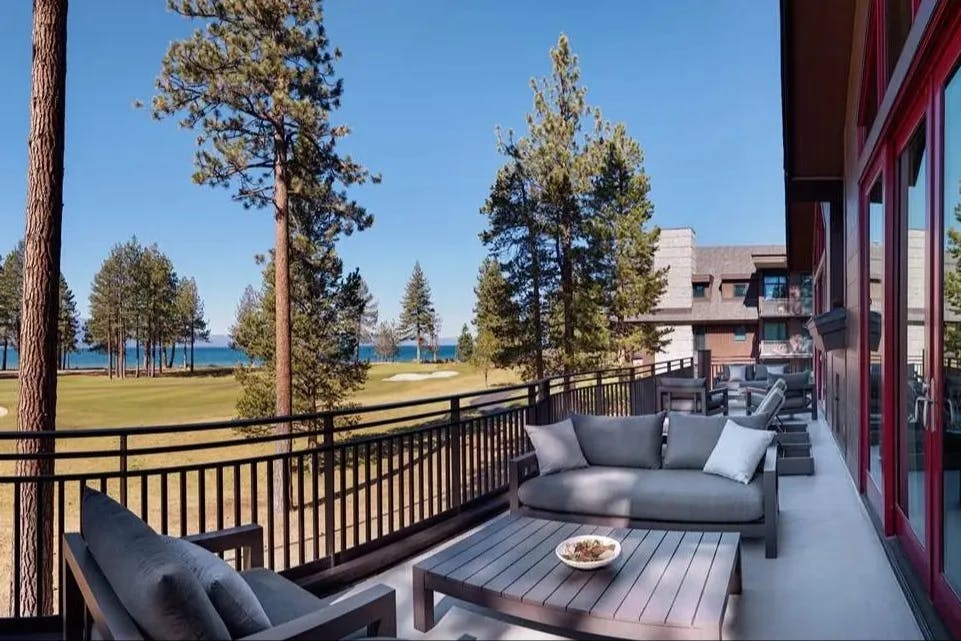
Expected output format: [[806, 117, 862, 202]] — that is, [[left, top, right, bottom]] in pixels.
[[636, 228, 813, 370], [781, 0, 961, 632]]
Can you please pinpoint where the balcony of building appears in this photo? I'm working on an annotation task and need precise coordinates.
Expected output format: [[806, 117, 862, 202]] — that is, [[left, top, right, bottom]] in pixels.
[[757, 296, 813, 318], [0, 357, 929, 640]]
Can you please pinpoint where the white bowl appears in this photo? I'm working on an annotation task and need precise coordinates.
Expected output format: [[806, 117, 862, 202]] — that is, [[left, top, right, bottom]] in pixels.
[[555, 535, 621, 570]]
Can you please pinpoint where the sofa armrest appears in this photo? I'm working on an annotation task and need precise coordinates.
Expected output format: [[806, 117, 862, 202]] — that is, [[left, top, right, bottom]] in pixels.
[[239, 583, 396, 640], [762, 443, 779, 558], [509, 452, 539, 511], [184, 524, 264, 569], [62, 533, 144, 641]]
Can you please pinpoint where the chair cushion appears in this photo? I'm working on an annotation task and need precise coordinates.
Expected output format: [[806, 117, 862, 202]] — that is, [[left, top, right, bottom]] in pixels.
[[752, 363, 767, 380], [240, 567, 327, 625], [164, 537, 271, 637], [516, 466, 764, 523], [524, 418, 589, 476], [771, 371, 811, 390], [81, 488, 230, 641], [703, 420, 776, 484], [663, 413, 727, 469], [727, 364, 747, 382], [783, 396, 812, 410], [660, 376, 706, 388], [753, 388, 785, 420], [570, 412, 665, 469], [766, 363, 787, 375], [666, 398, 697, 412]]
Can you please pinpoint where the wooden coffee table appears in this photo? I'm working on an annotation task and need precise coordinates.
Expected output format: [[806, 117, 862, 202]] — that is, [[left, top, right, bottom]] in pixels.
[[413, 514, 741, 640]]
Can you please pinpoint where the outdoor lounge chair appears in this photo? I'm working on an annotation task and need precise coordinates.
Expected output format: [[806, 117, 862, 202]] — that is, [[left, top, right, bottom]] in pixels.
[[746, 372, 816, 420], [656, 376, 729, 416], [63, 488, 397, 640]]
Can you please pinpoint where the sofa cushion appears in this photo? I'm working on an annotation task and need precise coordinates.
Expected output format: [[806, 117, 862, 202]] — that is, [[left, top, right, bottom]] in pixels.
[[703, 420, 776, 484], [766, 363, 787, 375], [663, 413, 726, 469], [241, 567, 327, 625], [81, 488, 230, 641], [164, 537, 271, 637], [525, 418, 589, 476], [570, 412, 665, 469], [753, 363, 768, 380], [516, 466, 764, 523], [727, 364, 747, 382]]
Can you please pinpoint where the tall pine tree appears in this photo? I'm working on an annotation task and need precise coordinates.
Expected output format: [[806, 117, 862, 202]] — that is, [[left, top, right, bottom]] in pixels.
[[154, 0, 377, 505], [398, 262, 435, 363]]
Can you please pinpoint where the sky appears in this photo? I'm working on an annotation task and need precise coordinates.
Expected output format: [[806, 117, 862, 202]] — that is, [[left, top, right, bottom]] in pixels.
[[0, 1, 785, 338]]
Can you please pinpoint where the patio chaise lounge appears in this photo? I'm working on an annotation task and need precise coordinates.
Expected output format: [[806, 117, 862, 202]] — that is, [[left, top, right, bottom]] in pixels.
[[63, 488, 397, 640], [746, 371, 817, 420]]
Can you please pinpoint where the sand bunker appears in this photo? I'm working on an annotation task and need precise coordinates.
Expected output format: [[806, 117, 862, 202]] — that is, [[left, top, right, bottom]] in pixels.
[[384, 370, 459, 382], [0, 406, 7, 418]]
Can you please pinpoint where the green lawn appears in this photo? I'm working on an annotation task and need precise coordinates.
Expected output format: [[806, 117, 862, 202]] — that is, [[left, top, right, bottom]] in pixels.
[[0, 361, 520, 430]]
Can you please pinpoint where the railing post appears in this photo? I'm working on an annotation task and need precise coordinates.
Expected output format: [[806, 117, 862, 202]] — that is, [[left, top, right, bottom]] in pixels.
[[538, 379, 551, 423], [629, 367, 640, 415], [594, 372, 604, 415], [667, 359, 673, 373], [119, 434, 128, 506], [449, 398, 461, 510], [323, 413, 336, 564], [563, 374, 572, 414], [697, 349, 712, 381], [526, 384, 537, 425]]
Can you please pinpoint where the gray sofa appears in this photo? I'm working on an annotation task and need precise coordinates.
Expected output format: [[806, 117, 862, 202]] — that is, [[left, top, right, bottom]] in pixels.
[[64, 488, 397, 640], [714, 362, 787, 391], [510, 412, 779, 558]]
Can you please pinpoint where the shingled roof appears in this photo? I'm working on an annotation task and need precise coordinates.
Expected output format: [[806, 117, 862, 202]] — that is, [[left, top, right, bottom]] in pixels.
[[633, 244, 786, 324]]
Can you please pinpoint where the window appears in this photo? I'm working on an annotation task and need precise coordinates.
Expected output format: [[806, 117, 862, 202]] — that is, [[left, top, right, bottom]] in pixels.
[[733, 325, 747, 342], [693, 283, 708, 299], [762, 275, 788, 300], [733, 283, 748, 298], [866, 174, 884, 493], [694, 327, 706, 350], [762, 322, 787, 341]]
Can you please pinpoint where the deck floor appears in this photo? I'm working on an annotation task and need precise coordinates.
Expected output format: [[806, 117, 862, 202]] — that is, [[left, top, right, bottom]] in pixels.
[[334, 411, 923, 640]]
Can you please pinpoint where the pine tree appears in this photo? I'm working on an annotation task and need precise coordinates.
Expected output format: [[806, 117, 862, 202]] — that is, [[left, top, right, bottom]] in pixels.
[[456, 324, 474, 362], [175, 277, 210, 372], [399, 262, 435, 362], [372, 321, 401, 362], [472, 258, 516, 371], [57, 275, 80, 369], [154, 0, 377, 502], [354, 278, 378, 361], [0, 243, 25, 371], [587, 125, 668, 361], [15, 0, 68, 616]]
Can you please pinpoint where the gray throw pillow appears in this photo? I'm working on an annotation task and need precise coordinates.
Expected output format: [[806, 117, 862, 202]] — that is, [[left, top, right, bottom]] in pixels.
[[766, 363, 787, 375], [164, 537, 271, 637], [570, 412, 666, 469], [727, 364, 747, 382], [525, 418, 589, 476], [753, 363, 768, 380], [663, 412, 727, 469], [81, 488, 230, 641]]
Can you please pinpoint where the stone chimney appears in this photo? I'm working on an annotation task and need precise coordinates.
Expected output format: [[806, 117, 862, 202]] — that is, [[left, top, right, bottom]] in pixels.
[[654, 227, 695, 310]]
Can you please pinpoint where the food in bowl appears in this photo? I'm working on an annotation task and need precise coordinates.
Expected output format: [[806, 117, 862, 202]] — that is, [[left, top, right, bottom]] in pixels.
[[559, 538, 616, 563]]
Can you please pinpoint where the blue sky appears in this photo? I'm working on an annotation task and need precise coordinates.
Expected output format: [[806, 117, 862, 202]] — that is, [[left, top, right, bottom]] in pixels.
[[0, 1, 784, 337]]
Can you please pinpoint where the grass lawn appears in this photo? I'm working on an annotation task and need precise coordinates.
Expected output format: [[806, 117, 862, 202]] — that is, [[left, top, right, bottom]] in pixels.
[[0, 360, 520, 430]]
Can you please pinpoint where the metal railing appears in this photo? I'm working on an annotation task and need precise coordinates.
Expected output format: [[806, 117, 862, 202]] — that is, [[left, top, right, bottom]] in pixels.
[[0, 357, 693, 621], [759, 340, 813, 358], [758, 297, 813, 317]]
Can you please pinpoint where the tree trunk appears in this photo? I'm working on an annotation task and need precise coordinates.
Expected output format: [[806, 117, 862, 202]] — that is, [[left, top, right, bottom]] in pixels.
[[12, 0, 67, 618], [189, 333, 195, 373], [135, 339, 140, 378], [273, 134, 292, 514], [2, 336, 7, 370], [560, 202, 575, 372], [520, 183, 544, 379], [167, 341, 175, 369]]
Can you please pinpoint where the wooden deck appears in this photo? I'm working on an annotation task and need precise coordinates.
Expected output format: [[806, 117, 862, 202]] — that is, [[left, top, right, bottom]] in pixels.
[[413, 515, 741, 639]]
